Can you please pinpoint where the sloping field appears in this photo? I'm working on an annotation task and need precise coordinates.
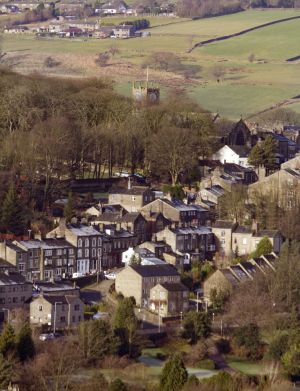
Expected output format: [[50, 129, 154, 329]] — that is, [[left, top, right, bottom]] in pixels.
[[2, 9, 300, 119], [147, 9, 300, 40]]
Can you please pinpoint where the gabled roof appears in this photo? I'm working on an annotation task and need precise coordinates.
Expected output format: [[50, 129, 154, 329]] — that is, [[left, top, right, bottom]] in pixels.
[[169, 226, 212, 235], [229, 265, 251, 282], [130, 264, 179, 278], [219, 269, 240, 286], [254, 230, 280, 238], [67, 224, 102, 237], [0, 272, 27, 286], [158, 282, 188, 292], [121, 212, 143, 223], [42, 294, 80, 305], [110, 186, 152, 196], [233, 226, 252, 234], [213, 220, 236, 229], [229, 145, 250, 157]]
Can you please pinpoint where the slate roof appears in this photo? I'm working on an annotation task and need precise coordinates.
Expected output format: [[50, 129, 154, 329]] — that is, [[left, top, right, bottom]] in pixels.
[[159, 282, 188, 292], [169, 226, 212, 235], [230, 265, 250, 282], [0, 272, 27, 285], [43, 294, 79, 305], [254, 230, 280, 238], [239, 261, 257, 275], [219, 269, 240, 286], [234, 226, 252, 234], [67, 224, 102, 237], [213, 220, 236, 229], [122, 212, 142, 223], [40, 238, 75, 249], [130, 264, 179, 278], [110, 186, 151, 195], [229, 145, 250, 157]]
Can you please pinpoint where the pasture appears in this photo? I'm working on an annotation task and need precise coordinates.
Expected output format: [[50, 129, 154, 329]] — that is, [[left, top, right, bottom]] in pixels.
[[2, 8, 300, 119]]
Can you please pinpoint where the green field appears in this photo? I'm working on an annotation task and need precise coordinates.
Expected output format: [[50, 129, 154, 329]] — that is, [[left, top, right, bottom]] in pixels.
[[3, 9, 300, 119]]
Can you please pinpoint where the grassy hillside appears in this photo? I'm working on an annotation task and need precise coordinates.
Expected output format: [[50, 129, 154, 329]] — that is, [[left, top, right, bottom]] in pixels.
[[2, 9, 300, 119]]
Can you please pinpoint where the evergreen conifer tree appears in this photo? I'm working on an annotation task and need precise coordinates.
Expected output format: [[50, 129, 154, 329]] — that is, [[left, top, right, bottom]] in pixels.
[[0, 354, 13, 389], [160, 354, 188, 391], [1, 184, 26, 236], [0, 324, 16, 357], [17, 323, 35, 362]]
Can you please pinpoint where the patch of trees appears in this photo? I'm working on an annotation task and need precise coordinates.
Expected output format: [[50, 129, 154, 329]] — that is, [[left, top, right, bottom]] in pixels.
[[175, 0, 298, 18], [0, 70, 216, 227], [3, 3, 55, 28], [176, 0, 242, 19], [123, 19, 150, 30], [143, 51, 202, 79]]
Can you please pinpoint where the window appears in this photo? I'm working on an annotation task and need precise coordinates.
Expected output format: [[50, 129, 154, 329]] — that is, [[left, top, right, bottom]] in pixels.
[[92, 248, 96, 257], [13, 297, 17, 303], [19, 263, 25, 272], [242, 238, 247, 245], [92, 238, 96, 247], [39, 305, 43, 311], [221, 230, 225, 237], [57, 249, 62, 256], [85, 249, 89, 258], [78, 249, 82, 258], [78, 239, 82, 247], [0, 298, 5, 304], [74, 304, 80, 311], [56, 259, 62, 266], [45, 250, 52, 256], [60, 316, 66, 322], [98, 237, 102, 246], [85, 238, 89, 247], [69, 249, 74, 255]]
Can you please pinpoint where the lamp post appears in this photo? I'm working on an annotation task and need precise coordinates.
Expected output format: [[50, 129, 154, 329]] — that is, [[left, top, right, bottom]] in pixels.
[[53, 302, 62, 334]]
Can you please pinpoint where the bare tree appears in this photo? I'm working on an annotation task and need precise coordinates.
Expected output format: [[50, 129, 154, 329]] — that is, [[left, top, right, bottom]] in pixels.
[[248, 53, 255, 63], [211, 64, 226, 82], [109, 46, 120, 57], [95, 52, 110, 67]]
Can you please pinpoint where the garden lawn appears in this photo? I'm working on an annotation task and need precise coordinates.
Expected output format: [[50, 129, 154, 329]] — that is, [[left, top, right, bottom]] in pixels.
[[226, 356, 265, 375]]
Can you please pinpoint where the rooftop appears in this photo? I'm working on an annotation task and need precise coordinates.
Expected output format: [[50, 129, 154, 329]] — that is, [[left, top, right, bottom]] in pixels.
[[169, 226, 212, 235], [67, 224, 102, 237], [130, 264, 179, 278], [213, 220, 236, 229], [110, 186, 152, 196], [0, 272, 27, 286], [158, 282, 188, 292]]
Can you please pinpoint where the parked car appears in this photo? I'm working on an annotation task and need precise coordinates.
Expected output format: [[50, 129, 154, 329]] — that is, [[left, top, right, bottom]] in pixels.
[[104, 271, 116, 280], [39, 332, 62, 341], [72, 272, 84, 279]]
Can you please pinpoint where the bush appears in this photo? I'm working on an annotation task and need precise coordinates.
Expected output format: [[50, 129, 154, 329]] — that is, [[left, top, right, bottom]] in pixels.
[[232, 323, 263, 360], [267, 332, 289, 361]]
